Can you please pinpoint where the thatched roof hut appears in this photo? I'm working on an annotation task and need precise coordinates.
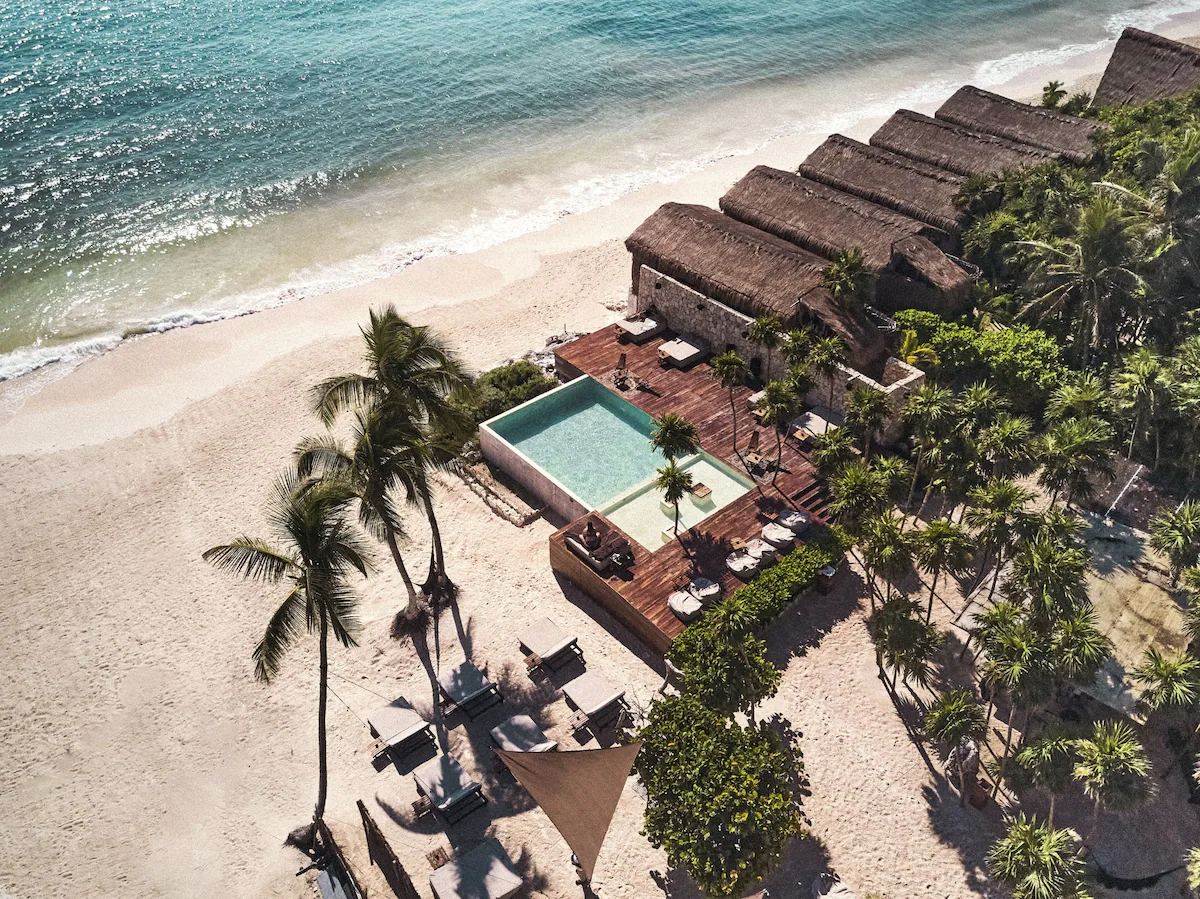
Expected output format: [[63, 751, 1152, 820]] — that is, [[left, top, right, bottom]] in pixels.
[[799, 135, 967, 237], [870, 109, 1059, 177], [1094, 28, 1200, 107], [625, 203, 888, 368], [935, 86, 1102, 164], [719, 166, 951, 268]]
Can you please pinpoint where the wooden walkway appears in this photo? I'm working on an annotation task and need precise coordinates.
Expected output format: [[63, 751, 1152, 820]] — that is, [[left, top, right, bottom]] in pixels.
[[548, 325, 830, 654]]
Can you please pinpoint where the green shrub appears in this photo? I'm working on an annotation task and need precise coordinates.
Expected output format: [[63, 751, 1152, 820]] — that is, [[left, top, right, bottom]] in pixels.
[[635, 694, 804, 897], [455, 359, 557, 425], [668, 626, 780, 718]]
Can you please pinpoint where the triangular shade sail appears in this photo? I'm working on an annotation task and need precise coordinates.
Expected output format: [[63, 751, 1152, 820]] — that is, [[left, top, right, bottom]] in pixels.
[[495, 742, 641, 881]]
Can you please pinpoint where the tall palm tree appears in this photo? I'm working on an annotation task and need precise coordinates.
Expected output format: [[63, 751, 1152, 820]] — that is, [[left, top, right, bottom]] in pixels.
[[1004, 536, 1091, 627], [204, 470, 370, 848], [924, 689, 987, 805], [1014, 731, 1076, 828], [650, 412, 700, 463], [956, 382, 1009, 437], [760, 379, 799, 492], [828, 459, 886, 537], [979, 414, 1036, 479], [862, 513, 914, 606], [846, 384, 890, 459], [783, 327, 813, 368], [1149, 500, 1200, 585], [903, 384, 954, 511], [1131, 647, 1200, 715], [916, 518, 973, 622], [987, 814, 1088, 899], [749, 315, 783, 382], [897, 328, 939, 369], [811, 427, 857, 479], [1037, 416, 1116, 509], [964, 478, 1034, 602], [1041, 80, 1067, 107], [1112, 347, 1170, 465], [1050, 613, 1110, 691], [982, 618, 1055, 790], [822, 248, 874, 311], [874, 454, 914, 509], [295, 408, 425, 619], [311, 306, 469, 601], [1046, 371, 1111, 423], [656, 460, 694, 546], [710, 350, 750, 473], [866, 593, 943, 690], [1073, 720, 1154, 831], [810, 336, 849, 409]]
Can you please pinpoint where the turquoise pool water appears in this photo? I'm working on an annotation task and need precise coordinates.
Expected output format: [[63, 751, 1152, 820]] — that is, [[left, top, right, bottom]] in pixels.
[[486, 377, 665, 509]]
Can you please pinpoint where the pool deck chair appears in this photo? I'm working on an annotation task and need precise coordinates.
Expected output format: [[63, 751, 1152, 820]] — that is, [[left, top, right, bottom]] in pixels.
[[521, 617, 584, 672], [413, 754, 487, 825], [429, 838, 523, 899], [366, 697, 435, 761], [490, 714, 558, 753], [562, 670, 627, 731], [438, 660, 504, 719]]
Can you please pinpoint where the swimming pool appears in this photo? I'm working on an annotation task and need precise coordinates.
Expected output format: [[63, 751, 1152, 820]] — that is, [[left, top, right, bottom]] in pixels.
[[479, 375, 753, 538]]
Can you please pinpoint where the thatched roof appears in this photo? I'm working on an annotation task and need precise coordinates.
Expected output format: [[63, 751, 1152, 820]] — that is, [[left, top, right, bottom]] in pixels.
[[799, 135, 967, 236], [625, 203, 887, 367], [1094, 27, 1200, 107], [719, 166, 950, 269], [891, 235, 972, 294], [870, 109, 1059, 177], [935, 86, 1102, 164]]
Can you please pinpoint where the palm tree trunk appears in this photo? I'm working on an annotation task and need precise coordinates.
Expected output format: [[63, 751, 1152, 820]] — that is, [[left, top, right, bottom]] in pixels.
[[385, 525, 422, 618], [1127, 410, 1141, 460], [728, 389, 748, 474], [1048, 793, 1056, 829], [771, 428, 783, 490], [987, 551, 1004, 604], [314, 603, 329, 837], [958, 755, 969, 807], [420, 489, 450, 600], [992, 712, 1016, 800], [828, 375, 835, 411], [906, 454, 923, 513], [927, 569, 940, 624]]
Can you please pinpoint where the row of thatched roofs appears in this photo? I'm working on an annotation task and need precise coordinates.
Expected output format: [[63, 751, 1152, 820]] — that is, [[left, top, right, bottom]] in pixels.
[[625, 28, 1200, 371]]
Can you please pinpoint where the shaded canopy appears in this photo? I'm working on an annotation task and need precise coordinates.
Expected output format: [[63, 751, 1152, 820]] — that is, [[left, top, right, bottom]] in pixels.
[[870, 110, 1060, 177], [1094, 27, 1200, 107], [799, 134, 967, 236], [495, 743, 641, 881], [935, 85, 1103, 165]]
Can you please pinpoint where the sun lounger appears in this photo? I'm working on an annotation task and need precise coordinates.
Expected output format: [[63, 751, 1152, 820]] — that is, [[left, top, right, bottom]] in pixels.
[[792, 407, 845, 445], [688, 576, 721, 607], [614, 316, 664, 344], [726, 551, 759, 579], [521, 617, 583, 671], [438, 661, 503, 719], [668, 590, 704, 623], [414, 754, 487, 824], [490, 714, 557, 753], [762, 522, 796, 552], [657, 334, 706, 369], [367, 697, 435, 759], [744, 538, 777, 566], [563, 670, 626, 730], [771, 508, 811, 535], [429, 838, 523, 899]]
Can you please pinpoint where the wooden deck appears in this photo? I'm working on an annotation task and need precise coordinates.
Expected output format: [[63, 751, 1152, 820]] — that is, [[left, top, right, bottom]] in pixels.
[[548, 325, 830, 655]]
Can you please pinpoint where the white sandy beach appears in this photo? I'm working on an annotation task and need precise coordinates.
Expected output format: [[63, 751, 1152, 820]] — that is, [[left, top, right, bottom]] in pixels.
[[4, 21, 1200, 899]]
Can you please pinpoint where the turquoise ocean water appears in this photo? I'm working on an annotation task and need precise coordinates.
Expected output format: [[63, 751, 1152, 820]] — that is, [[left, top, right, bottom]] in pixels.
[[2, 0, 1199, 380]]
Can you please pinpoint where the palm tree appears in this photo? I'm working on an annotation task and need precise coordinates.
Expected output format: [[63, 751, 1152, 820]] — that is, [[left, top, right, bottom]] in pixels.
[[956, 382, 1009, 437], [979, 414, 1036, 479], [987, 814, 1087, 899], [982, 618, 1055, 791], [964, 479, 1034, 602], [784, 327, 813, 368], [903, 384, 953, 511], [866, 593, 943, 690], [1046, 371, 1111, 423], [916, 518, 973, 622], [810, 336, 849, 409], [1112, 347, 1170, 464], [1037, 416, 1116, 509], [749, 315, 783, 382], [1013, 731, 1076, 828], [862, 513, 914, 606], [924, 689, 987, 805], [1041, 80, 1067, 108], [828, 459, 886, 537], [710, 350, 750, 472], [1131, 647, 1200, 715], [846, 384, 890, 459], [1050, 613, 1110, 691], [650, 412, 700, 463], [811, 427, 857, 478], [874, 454, 913, 508], [897, 328, 939, 369], [656, 460, 694, 546], [1073, 720, 1154, 830], [295, 408, 426, 619], [1188, 846, 1200, 897], [759, 379, 798, 492], [1149, 500, 1200, 585], [204, 470, 370, 848], [311, 307, 469, 601], [823, 248, 874, 311], [1004, 536, 1091, 627]]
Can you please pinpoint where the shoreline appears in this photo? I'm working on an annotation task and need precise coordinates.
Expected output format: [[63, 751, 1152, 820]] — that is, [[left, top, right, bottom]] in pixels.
[[5, 12, 1200, 455]]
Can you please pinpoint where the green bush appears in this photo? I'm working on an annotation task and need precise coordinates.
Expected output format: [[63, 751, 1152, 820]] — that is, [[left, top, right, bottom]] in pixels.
[[668, 625, 780, 718], [455, 359, 557, 425], [635, 694, 804, 898]]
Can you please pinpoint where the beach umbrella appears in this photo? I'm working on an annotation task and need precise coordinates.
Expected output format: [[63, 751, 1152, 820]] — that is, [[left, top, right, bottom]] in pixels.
[[494, 743, 641, 883]]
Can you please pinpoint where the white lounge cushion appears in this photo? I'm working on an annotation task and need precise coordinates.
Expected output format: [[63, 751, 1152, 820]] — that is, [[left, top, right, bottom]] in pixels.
[[776, 508, 811, 534], [669, 590, 704, 623], [726, 552, 758, 577], [688, 577, 721, 606], [762, 522, 796, 551], [744, 538, 777, 563]]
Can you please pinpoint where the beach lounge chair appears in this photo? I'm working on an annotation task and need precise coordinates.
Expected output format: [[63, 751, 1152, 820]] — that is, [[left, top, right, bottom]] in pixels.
[[744, 537, 777, 566], [762, 522, 796, 552], [668, 590, 704, 623], [438, 661, 503, 719], [769, 507, 811, 535], [726, 551, 759, 579], [792, 407, 845, 446], [657, 334, 705, 369], [562, 670, 626, 731], [521, 617, 583, 671], [490, 714, 557, 753], [744, 430, 765, 472], [614, 316, 664, 345], [413, 754, 487, 825], [688, 576, 721, 607], [429, 838, 523, 899], [366, 696, 435, 760]]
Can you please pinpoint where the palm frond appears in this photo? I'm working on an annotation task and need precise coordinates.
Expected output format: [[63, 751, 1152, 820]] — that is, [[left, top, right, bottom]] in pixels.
[[203, 538, 297, 582], [252, 584, 307, 681]]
